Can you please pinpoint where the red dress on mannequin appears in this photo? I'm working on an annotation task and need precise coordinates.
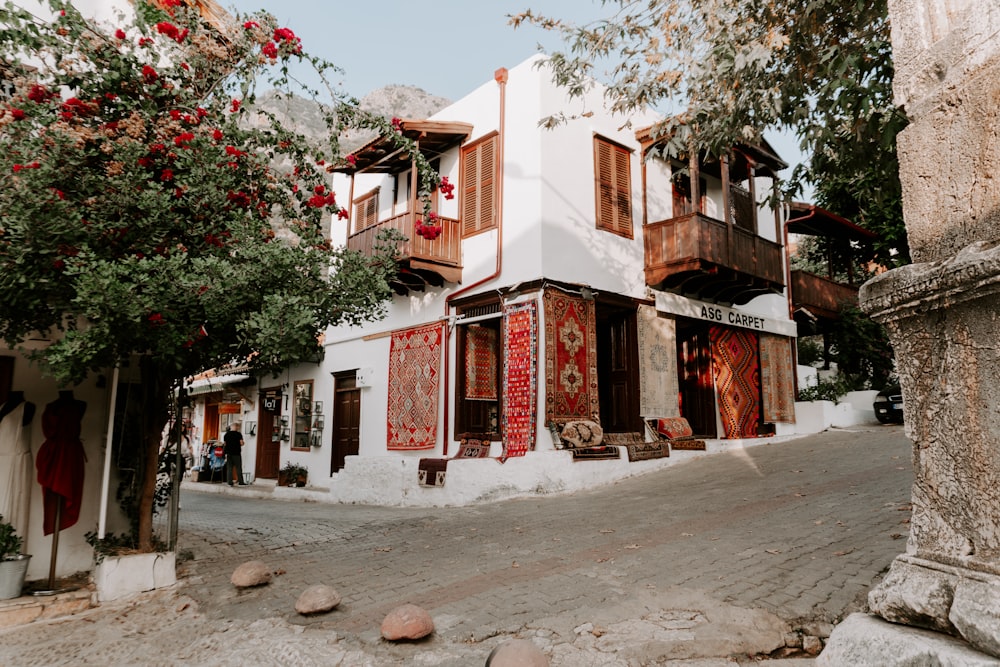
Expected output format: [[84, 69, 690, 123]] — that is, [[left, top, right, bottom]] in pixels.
[[35, 391, 87, 535]]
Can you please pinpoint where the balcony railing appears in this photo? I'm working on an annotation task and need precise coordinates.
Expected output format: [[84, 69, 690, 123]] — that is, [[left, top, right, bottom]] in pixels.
[[347, 212, 462, 285], [790, 270, 859, 320], [643, 212, 784, 300]]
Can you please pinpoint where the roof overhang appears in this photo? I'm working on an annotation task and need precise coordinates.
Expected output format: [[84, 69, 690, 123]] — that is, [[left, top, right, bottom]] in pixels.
[[786, 202, 877, 241], [634, 124, 788, 176], [332, 119, 474, 175]]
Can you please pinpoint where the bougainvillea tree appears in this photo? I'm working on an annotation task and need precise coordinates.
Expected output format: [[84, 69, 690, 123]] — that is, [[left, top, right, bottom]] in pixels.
[[0, 0, 437, 550]]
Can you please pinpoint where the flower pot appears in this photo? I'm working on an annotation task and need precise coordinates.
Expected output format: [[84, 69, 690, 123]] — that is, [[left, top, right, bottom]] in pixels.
[[0, 554, 31, 600], [94, 552, 175, 602]]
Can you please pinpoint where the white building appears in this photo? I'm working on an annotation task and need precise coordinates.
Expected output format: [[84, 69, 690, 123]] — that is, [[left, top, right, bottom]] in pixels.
[[212, 55, 813, 506]]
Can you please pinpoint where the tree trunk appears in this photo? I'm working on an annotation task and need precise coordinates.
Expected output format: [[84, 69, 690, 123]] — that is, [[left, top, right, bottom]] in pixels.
[[137, 357, 173, 552]]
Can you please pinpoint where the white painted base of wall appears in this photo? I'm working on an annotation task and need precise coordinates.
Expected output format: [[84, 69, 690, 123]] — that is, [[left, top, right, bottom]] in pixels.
[[795, 390, 880, 434], [325, 434, 805, 508], [93, 552, 176, 603]]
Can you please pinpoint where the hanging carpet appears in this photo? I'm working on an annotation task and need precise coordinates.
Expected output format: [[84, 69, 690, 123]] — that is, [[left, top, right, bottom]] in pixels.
[[636, 305, 680, 418], [759, 333, 797, 423], [464, 325, 498, 400], [417, 458, 447, 487], [710, 326, 761, 439], [501, 301, 538, 461], [543, 289, 599, 424], [387, 323, 442, 450]]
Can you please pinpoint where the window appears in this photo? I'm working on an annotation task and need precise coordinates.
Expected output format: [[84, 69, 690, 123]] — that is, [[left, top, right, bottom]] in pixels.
[[594, 136, 633, 238], [353, 187, 379, 233], [672, 173, 707, 217], [461, 133, 498, 237], [292, 380, 313, 450]]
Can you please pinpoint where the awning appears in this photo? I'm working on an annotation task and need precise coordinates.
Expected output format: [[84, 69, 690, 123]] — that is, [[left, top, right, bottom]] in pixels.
[[183, 374, 250, 397], [330, 119, 474, 175]]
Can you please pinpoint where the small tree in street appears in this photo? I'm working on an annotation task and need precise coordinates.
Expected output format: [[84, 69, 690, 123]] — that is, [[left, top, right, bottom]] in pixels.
[[0, 0, 431, 551]]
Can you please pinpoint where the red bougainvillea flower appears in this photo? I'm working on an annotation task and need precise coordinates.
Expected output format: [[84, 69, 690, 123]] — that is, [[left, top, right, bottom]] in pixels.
[[115, 28, 126, 39], [27, 84, 55, 103], [243, 20, 259, 29], [155, 21, 179, 40], [169, 109, 182, 120], [346, 154, 357, 166], [148, 312, 166, 327], [230, 99, 241, 112], [337, 209, 349, 220], [391, 117, 402, 132], [196, 107, 207, 118], [173, 132, 194, 148], [313, 184, 325, 195], [10, 108, 25, 120], [212, 128, 223, 141], [142, 65, 158, 82], [262, 41, 277, 59], [439, 176, 455, 200], [160, 168, 174, 181]]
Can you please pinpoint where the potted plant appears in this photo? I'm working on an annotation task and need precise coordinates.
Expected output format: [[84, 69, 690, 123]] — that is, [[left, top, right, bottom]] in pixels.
[[0, 514, 30, 600], [278, 462, 308, 487]]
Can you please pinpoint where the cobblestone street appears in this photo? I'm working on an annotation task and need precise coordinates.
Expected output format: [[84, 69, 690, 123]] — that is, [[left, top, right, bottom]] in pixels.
[[0, 426, 911, 666]]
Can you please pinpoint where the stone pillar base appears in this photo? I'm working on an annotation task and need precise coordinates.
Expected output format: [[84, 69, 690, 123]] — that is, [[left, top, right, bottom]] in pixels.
[[818, 613, 1000, 666], [818, 555, 1000, 664]]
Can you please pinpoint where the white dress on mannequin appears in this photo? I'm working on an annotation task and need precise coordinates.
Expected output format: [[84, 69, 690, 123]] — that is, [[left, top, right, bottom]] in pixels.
[[0, 402, 33, 545]]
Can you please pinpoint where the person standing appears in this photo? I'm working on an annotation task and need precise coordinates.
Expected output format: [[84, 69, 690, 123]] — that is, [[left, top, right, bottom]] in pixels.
[[223, 423, 246, 486]]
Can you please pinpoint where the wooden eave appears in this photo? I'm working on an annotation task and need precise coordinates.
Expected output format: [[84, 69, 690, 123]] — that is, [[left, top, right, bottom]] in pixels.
[[635, 124, 788, 177], [332, 120, 474, 175], [787, 203, 877, 242]]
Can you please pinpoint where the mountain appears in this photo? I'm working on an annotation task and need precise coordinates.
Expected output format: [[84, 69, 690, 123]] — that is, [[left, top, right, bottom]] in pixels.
[[250, 85, 452, 155]]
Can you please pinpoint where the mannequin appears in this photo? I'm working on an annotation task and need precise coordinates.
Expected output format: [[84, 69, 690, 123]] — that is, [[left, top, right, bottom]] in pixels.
[[36, 390, 87, 535]]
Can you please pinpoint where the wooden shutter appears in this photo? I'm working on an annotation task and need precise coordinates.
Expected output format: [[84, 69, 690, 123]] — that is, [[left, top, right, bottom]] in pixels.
[[594, 137, 633, 238], [353, 187, 379, 232], [461, 134, 498, 237]]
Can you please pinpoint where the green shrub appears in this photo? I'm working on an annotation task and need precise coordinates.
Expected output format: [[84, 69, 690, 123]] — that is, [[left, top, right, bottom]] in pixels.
[[798, 375, 852, 402]]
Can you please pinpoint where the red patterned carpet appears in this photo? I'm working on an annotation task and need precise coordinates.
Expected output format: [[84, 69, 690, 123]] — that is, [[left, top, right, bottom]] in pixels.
[[710, 326, 761, 438], [543, 290, 598, 424], [501, 301, 537, 460], [464, 325, 498, 400], [386, 323, 442, 450]]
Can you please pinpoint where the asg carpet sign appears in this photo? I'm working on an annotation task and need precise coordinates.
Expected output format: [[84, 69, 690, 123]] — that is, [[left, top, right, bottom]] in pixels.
[[654, 292, 797, 337]]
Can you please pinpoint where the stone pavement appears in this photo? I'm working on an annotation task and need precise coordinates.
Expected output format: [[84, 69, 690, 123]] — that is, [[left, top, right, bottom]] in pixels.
[[0, 425, 911, 666]]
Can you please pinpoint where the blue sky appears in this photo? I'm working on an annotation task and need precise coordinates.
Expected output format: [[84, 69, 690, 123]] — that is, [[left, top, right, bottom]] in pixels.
[[224, 0, 808, 187], [225, 1, 610, 100]]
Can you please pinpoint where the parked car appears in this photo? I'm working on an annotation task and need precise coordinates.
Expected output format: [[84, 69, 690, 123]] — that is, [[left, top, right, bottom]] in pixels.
[[874, 385, 904, 424]]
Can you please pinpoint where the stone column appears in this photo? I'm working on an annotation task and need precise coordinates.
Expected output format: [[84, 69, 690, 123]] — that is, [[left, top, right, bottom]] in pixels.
[[819, 1, 1000, 664]]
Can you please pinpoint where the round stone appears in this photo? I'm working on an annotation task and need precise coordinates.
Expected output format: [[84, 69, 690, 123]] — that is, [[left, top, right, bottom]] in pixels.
[[295, 584, 342, 615], [380, 603, 434, 640], [230, 560, 272, 588]]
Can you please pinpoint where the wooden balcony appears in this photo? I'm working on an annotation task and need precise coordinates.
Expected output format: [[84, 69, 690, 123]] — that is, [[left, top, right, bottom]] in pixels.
[[347, 212, 462, 293], [790, 270, 859, 321], [643, 213, 784, 305]]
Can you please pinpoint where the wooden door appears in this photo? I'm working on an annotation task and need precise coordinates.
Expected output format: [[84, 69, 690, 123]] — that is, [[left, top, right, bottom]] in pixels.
[[331, 372, 360, 474], [202, 402, 220, 443], [677, 322, 718, 437], [255, 388, 281, 479], [596, 306, 641, 433]]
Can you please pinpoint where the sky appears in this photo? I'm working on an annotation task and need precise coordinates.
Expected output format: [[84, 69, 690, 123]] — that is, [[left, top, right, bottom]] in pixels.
[[224, 0, 809, 191]]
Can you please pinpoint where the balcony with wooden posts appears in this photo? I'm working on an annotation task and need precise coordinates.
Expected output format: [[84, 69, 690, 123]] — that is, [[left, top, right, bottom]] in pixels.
[[332, 119, 473, 294], [785, 202, 877, 334], [636, 128, 788, 305], [643, 211, 785, 304], [347, 212, 462, 294]]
